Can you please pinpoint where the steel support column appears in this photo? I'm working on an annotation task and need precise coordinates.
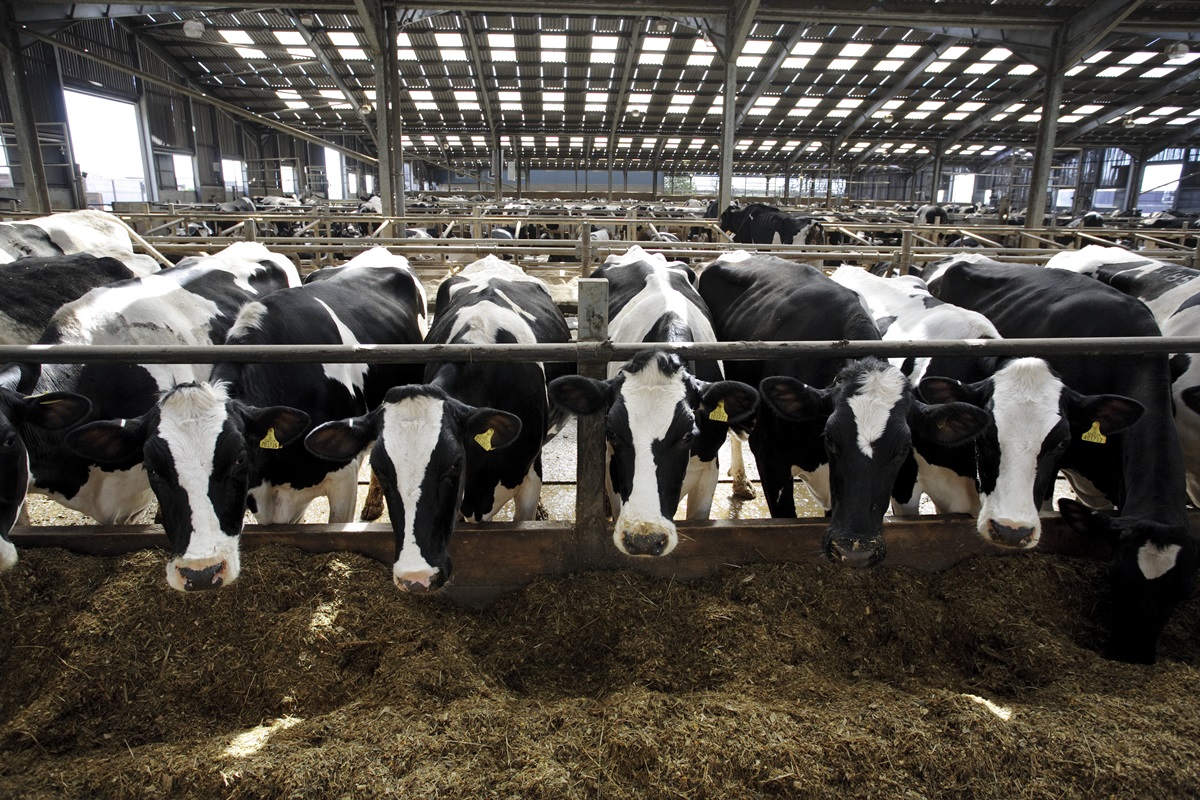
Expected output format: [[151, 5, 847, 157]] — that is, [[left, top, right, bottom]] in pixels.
[[1026, 28, 1066, 229], [718, 55, 736, 214], [0, 7, 50, 213]]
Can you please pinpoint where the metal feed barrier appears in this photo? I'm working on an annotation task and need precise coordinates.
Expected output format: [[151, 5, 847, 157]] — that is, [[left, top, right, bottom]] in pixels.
[[9, 277, 1200, 604]]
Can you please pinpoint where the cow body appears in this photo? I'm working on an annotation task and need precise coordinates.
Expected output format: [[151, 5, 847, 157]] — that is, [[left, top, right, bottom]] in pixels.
[[548, 246, 758, 556], [305, 256, 571, 592], [0, 242, 299, 574], [0, 209, 158, 275], [0, 253, 135, 344], [67, 247, 425, 591], [697, 251, 988, 567], [719, 203, 824, 245], [930, 259, 1197, 663], [830, 265, 1140, 549], [914, 204, 949, 225]]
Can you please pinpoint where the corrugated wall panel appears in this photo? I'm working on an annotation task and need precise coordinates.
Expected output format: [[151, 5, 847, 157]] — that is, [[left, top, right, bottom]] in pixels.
[[137, 36, 193, 153], [55, 19, 138, 100]]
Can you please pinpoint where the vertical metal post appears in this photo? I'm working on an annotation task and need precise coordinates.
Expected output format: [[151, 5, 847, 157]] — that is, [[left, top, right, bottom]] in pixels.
[[579, 221, 592, 276], [898, 228, 913, 276], [1026, 28, 1065, 230], [0, 8, 50, 214], [574, 278, 609, 564], [718, 55, 736, 215]]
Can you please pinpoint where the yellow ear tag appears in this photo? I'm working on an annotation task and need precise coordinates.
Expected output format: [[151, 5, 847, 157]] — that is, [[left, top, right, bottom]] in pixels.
[[709, 400, 729, 423], [259, 427, 283, 450], [1082, 421, 1107, 444], [474, 428, 495, 451]]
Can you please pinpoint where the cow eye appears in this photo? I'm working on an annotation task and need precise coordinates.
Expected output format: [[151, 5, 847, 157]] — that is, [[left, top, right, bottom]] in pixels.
[[1, 436, 14, 449], [234, 454, 247, 467]]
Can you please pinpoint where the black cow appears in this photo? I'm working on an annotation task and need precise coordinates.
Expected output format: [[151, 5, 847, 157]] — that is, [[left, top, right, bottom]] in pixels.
[[548, 246, 758, 557], [929, 259, 1197, 664], [67, 247, 425, 592], [305, 256, 571, 592], [719, 203, 825, 245], [0, 254, 135, 344], [0, 242, 299, 576], [914, 204, 949, 225], [697, 251, 989, 567]]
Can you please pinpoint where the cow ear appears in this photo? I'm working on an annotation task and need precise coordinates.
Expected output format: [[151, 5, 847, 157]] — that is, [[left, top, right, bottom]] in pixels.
[[1057, 497, 1119, 545], [244, 406, 311, 450], [0, 362, 40, 395], [918, 376, 988, 407], [1180, 385, 1200, 416], [305, 412, 380, 461], [759, 377, 833, 423], [464, 409, 522, 452], [19, 392, 92, 430], [548, 375, 613, 416], [699, 380, 759, 424], [1070, 392, 1144, 436], [65, 417, 148, 464], [912, 400, 991, 447]]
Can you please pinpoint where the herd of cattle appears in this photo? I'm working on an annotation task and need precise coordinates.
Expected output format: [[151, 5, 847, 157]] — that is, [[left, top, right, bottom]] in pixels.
[[0, 208, 1195, 664]]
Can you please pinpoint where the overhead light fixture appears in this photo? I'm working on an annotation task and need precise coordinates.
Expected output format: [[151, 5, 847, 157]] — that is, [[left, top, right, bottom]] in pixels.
[[883, 113, 895, 123], [299, 15, 316, 28], [359, 103, 374, 115], [650, 20, 671, 33], [1123, 115, 1136, 128], [181, 19, 205, 38], [1164, 41, 1190, 58]]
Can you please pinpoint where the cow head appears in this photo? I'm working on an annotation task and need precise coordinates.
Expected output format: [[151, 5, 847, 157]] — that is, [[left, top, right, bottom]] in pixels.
[[65, 382, 310, 592], [719, 205, 749, 236], [1059, 498, 1199, 664], [305, 385, 521, 593], [761, 358, 989, 568], [921, 358, 1144, 549], [548, 352, 758, 557], [0, 387, 92, 571]]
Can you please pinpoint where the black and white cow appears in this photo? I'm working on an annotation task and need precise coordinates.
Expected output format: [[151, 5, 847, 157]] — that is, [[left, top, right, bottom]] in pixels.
[[1045, 245, 1200, 505], [0, 241, 300, 576], [718, 203, 824, 245], [830, 265, 1141, 548], [547, 246, 758, 557], [913, 204, 949, 225], [929, 259, 1196, 663], [215, 197, 257, 214], [0, 209, 159, 275], [304, 256, 571, 592], [66, 247, 425, 591], [697, 251, 990, 567], [0, 253, 135, 344]]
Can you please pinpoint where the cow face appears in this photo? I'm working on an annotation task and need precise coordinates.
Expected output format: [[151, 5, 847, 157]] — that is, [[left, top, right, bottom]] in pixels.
[[762, 359, 989, 568], [0, 388, 92, 571], [1059, 498, 1199, 664], [66, 383, 310, 591], [921, 358, 1144, 549], [305, 385, 521, 593], [548, 352, 758, 557]]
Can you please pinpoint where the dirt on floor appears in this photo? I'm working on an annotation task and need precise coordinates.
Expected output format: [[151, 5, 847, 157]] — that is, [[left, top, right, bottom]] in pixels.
[[0, 544, 1197, 800]]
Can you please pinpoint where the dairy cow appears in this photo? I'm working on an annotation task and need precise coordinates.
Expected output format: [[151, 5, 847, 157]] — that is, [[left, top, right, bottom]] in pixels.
[[830, 265, 1141, 548], [913, 204, 949, 225], [67, 247, 425, 591], [0, 242, 299, 575], [930, 259, 1196, 663], [697, 251, 989, 567], [1046, 245, 1200, 506], [305, 256, 571, 592], [0, 254, 135, 344], [0, 209, 159, 275], [548, 246, 758, 557], [719, 204, 824, 245]]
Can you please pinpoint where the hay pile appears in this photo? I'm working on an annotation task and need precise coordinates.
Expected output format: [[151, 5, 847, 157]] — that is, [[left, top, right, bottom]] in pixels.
[[0, 546, 1198, 799]]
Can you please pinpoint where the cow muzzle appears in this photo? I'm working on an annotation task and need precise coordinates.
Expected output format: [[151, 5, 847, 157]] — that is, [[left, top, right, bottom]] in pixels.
[[614, 520, 677, 557], [825, 534, 887, 569], [394, 566, 445, 593], [168, 557, 231, 591], [983, 518, 1040, 549]]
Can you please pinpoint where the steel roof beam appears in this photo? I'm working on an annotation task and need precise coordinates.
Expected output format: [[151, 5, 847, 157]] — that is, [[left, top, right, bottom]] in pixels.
[[1057, 62, 1200, 148], [733, 22, 803, 128], [284, 8, 377, 147]]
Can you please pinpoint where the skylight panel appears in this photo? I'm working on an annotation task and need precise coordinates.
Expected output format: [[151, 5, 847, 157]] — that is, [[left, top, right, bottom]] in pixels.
[[1098, 66, 1131, 77], [737, 56, 763, 68], [234, 47, 266, 59], [593, 137, 608, 148], [669, 93, 692, 106], [283, 100, 307, 109], [689, 54, 714, 67], [758, 140, 777, 150], [782, 57, 810, 69], [643, 37, 671, 51], [788, 107, 811, 117], [925, 61, 949, 73], [545, 51, 567, 63], [319, 90, 343, 100], [881, 100, 903, 110], [488, 33, 515, 50], [545, 91, 565, 103], [286, 48, 314, 59], [1084, 50, 1111, 63], [641, 138, 657, 148], [943, 112, 968, 120], [587, 91, 608, 104], [1152, 106, 1182, 115], [592, 51, 617, 64], [957, 102, 984, 112], [981, 47, 1012, 61], [942, 46, 969, 59], [905, 111, 930, 120], [499, 90, 521, 102], [1065, 65, 1086, 76], [828, 59, 857, 70], [827, 109, 851, 118], [840, 43, 871, 58], [539, 33, 568, 50], [742, 40, 773, 55], [642, 53, 667, 65], [748, 96, 779, 115], [492, 50, 517, 62], [339, 48, 369, 60], [1120, 51, 1156, 65], [545, 136, 559, 146], [887, 44, 920, 59], [873, 61, 905, 71], [837, 98, 863, 108], [219, 30, 253, 45], [1167, 52, 1200, 65], [1004, 103, 1025, 113], [327, 32, 357, 47], [276, 89, 300, 99], [1141, 68, 1176, 78], [396, 32, 412, 47], [689, 139, 703, 148], [1009, 65, 1037, 75], [964, 62, 996, 75], [1019, 113, 1042, 123], [592, 35, 618, 50], [273, 31, 305, 46]]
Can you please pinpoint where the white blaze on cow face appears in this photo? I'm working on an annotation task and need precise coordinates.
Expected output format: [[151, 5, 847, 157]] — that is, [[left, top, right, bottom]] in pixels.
[[979, 358, 1065, 547], [1138, 542, 1182, 581], [847, 368, 906, 458], [381, 395, 446, 590], [155, 383, 240, 592], [611, 364, 689, 556]]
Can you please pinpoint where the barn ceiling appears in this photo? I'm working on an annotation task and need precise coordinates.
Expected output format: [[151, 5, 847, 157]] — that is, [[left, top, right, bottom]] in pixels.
[[18, 1, 1200, 174]]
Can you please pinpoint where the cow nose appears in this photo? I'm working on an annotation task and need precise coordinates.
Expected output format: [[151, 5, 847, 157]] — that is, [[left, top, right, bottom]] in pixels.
[[394, 568, 444, 593], [622, 529, 670, 556], [985, 519, 1038, 549], [826, 536, 887, 569], [174, 559, 227, 591]]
